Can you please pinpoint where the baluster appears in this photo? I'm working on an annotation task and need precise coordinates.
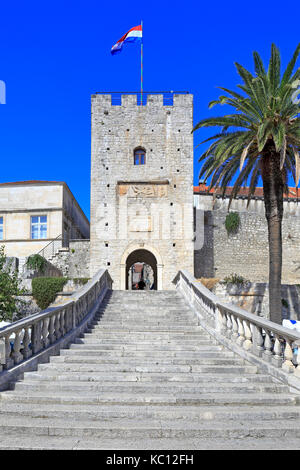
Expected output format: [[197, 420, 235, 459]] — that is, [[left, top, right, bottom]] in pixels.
[[55, 313, 61, 339], [32, 320, 42, 354], [64, 306, 70, 333], [22, 327, 32, 359], [272, 334, 283, 367], [282, 337, 295, 373], [42, 318, 50, 348], [11, 329, 23, 364], [0, 337, 5, 370], [70, 304, 75, 330], [263, 330, 273, 362], [252, 325, 264, 357], [294, 340, 300, 377], [74, 303, 79, 327], [60, 310, 65, 337], [49, 315, 56, 343], [77, 300, 81, 323], [4, 334, 14, 369], [226, 313, 232, 338], [220, 309, 227, 335], [236, 317, 245, 346], [231, 315, 239, 340], [65, 308, 70, 333], [243, 320, 252, 351]]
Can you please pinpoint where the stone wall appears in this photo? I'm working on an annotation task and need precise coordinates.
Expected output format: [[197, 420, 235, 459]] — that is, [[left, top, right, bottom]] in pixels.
[[48, 239, 90, 278], [21, 257, 63, 279], [213, 282, 300, 321], [194, 194, 300, 284]]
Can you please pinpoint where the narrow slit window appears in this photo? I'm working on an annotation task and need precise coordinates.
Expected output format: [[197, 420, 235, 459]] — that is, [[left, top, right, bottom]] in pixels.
[[0, 217, 3, 240]]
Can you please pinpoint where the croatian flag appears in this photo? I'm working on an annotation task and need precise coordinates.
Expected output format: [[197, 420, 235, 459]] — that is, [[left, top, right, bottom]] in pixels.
[[111, 25, 142, 55]]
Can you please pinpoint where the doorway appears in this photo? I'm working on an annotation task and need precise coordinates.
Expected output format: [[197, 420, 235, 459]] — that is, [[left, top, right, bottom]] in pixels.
[[125, 249, 157, 290]]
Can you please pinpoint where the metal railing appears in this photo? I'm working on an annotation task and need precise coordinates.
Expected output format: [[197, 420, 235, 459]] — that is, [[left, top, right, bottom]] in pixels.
[[37, 234, 63, 260]]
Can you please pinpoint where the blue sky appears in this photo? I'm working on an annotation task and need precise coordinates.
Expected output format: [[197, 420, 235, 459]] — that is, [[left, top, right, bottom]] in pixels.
[[0, 0, 299, 220]]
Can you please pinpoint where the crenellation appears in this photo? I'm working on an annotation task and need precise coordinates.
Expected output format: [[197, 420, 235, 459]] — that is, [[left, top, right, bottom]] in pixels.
[[146, 94, 164, 106], [121, 94, 137, 107]]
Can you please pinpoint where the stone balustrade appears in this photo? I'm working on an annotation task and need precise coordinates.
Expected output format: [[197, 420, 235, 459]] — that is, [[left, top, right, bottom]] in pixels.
[[174, 270, 300, 390], [0, 269, 112, 390]]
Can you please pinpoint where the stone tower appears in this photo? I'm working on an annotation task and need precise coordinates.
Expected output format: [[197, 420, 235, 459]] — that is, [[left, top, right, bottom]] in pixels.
[[90, 92, 194, 290]]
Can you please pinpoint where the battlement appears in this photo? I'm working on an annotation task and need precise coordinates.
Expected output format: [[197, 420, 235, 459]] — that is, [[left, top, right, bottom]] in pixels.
[[91, 91, 192, 107]]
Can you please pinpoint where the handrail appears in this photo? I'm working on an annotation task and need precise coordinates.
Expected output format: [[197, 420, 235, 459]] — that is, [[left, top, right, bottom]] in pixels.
[[173, 270, 300, 389], [37, 234, 63, 259], [0, 269, 113, 386]]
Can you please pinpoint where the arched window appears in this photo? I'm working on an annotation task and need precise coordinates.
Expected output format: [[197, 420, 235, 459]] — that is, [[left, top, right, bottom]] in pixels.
[[134, 147, 146, 165]]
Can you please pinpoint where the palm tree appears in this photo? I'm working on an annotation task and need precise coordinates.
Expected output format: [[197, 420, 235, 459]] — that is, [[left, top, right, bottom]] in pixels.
[[193, 43, 300, 324]]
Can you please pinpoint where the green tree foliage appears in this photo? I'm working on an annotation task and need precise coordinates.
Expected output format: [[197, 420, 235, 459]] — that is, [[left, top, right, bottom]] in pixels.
[[193, 43, 300, 324], [26, 254, 47, 273], [0, 245, 27, 322]]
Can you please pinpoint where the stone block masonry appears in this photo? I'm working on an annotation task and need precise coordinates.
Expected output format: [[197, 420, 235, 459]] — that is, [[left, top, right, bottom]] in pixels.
[[194, 195, 300, 285], [90, 93, 194, 290]]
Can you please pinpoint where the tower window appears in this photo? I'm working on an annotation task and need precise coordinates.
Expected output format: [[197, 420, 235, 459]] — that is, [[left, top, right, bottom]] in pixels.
[[134, 148, 146, 165]]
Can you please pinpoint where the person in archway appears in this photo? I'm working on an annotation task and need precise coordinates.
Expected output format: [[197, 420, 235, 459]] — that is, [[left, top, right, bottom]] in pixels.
[[138, 279, 146, 290]]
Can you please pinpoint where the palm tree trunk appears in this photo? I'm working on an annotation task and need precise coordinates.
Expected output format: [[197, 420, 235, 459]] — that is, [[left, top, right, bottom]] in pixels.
[[261, 149, 284, 324]]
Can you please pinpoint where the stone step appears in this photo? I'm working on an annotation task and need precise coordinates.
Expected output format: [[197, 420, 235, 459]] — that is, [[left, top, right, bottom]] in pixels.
[[88, 325, 202, 331], [94, 317, 198, 324], [75, 337, 214, 345], [24, 369, 276, 383], [96, 310, 193, 315], [83, 332, 210, 340], [1, 391, 298, 406], [58, 351, 246, 364], [1, 415, 300, 440], [49, 356, 256, 369], [70, 341, 224, 350], [2, 402, 299, 422], [0, 434, 299, 450], [13, 380, 289, 395], [2, 286, 299, 450], [101, 303, 187, 307], [99, 314, 192, 318], [93, 321, 199, 327], [70, 344, 230, 354]]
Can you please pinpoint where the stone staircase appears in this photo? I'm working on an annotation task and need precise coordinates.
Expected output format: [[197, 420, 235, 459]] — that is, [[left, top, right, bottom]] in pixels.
[[1, 290, 300, 449]]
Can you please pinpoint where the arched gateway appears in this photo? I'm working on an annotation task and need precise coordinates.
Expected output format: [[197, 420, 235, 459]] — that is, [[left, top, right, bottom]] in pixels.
[[120, 245, 163, 290]]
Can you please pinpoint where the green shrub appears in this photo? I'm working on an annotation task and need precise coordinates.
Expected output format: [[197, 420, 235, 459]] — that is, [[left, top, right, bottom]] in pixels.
[[32, 277, 68, 310], [222, 273, 249, 286], [26, 254, 47, 273], [225, 212, 240, 235], [281, 298, 289, 309]]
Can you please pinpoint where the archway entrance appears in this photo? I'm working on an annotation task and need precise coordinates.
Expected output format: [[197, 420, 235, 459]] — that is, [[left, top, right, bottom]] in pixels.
[[125, 249, 157, 290]]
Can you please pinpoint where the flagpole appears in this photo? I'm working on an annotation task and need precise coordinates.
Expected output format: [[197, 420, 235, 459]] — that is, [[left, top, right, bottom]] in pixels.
[[141, 20, 143, 105]]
